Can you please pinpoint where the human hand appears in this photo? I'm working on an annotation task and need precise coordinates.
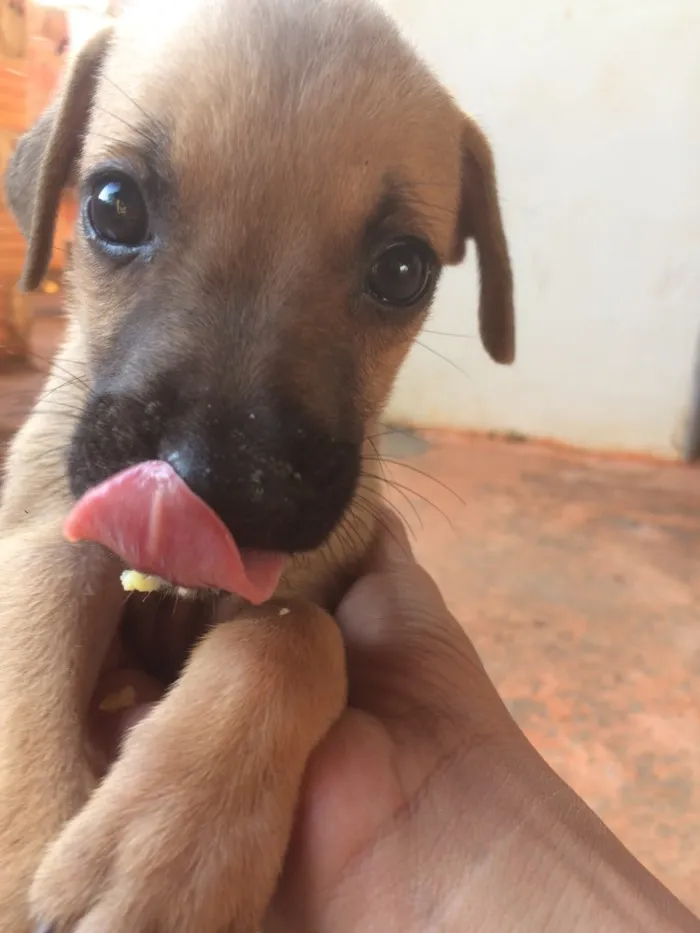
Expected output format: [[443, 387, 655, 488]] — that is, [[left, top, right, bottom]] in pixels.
[[266, 512, 700, 933]]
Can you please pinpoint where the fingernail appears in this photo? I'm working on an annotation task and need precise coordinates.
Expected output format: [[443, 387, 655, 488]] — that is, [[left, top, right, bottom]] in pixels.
[[33, 923, 55, 933]]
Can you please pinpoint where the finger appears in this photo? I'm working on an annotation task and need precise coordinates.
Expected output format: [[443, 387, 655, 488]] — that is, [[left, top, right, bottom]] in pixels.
[[336, 555, 491, 726], [337, 508, 454, 651], [367, 503, 415, 571], [267, 709, 405, 933]]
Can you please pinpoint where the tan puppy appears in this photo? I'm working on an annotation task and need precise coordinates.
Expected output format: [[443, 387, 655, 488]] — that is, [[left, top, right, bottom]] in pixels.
[[0, 0, 515, 929]]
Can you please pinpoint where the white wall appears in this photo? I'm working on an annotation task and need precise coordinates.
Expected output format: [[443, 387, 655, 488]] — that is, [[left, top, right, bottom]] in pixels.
[[381, 0, 700, 458]]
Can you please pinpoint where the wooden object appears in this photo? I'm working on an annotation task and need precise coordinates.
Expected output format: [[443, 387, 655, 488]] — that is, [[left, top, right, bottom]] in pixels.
[[0, 1, 30, 365], [0, 1, 70, 366]]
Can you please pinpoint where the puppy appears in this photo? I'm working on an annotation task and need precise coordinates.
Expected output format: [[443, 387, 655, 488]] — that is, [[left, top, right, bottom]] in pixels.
[[0, 0, 514, 929]]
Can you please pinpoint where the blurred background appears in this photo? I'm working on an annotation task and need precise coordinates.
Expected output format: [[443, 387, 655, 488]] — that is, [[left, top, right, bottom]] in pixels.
[[0, 0, 698, 916]]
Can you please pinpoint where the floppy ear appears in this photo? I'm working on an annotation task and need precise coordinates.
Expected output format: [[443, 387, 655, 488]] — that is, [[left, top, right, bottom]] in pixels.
[[4, 26, 113, 291], [455, 116, 515, 365]]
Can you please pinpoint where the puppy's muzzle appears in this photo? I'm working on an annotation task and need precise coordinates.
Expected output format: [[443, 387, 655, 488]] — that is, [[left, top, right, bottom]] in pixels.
[[68, 390, 362, 553]]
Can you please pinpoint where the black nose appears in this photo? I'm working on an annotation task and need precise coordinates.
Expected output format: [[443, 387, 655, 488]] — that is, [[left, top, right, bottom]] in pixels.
[[69, 392, 362, 554], [159, 413, 360, 551]]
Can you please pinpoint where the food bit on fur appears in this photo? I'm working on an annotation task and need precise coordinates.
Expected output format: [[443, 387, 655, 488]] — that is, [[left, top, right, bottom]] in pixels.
[[98, 685, 137, 713], [278, 607, 290, 616], [120, 570, 167, 593]]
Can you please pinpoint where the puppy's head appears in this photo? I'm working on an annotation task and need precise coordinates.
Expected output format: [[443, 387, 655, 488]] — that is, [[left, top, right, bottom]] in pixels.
[[6, 0, 514, 556]]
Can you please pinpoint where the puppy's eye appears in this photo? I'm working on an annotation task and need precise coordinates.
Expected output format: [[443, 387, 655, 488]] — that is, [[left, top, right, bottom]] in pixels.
[[86, 174, 149, 247], [366, 238, 436, 308]]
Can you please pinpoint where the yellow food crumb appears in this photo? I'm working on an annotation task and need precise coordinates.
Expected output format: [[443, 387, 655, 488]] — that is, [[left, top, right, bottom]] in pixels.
[[98, 685, 137, 712], [120, 569, 199, 599], [120, 570, 166, 593]]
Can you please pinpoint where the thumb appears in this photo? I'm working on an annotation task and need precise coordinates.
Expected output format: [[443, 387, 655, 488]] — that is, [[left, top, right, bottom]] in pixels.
[[336, 506, 487, 724]]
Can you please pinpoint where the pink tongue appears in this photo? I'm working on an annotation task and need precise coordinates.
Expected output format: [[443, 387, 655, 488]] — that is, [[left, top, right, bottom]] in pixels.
[[63, 461, 287, 605]]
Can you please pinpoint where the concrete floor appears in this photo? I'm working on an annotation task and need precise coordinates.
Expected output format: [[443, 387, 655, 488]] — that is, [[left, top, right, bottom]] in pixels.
[[381, 427, 700, 914], [2, 316, 699, 915]]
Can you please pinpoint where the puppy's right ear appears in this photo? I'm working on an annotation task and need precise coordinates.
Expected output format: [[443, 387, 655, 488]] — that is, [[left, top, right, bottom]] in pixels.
[[4, 26, 113, 291], [456, 116, 515, 365]]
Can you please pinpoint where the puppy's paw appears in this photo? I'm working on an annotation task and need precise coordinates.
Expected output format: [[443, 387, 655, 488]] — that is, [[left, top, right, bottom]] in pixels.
[[30, 740, 276, 933], [31, 603, 347, 933]]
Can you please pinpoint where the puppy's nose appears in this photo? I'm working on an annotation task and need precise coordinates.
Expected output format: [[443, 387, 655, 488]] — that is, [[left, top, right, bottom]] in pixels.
[[158, 412, 360, 553]]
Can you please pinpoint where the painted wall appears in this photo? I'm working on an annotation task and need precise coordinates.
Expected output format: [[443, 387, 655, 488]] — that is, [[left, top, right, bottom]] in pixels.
[[381, 0, 700, 457]]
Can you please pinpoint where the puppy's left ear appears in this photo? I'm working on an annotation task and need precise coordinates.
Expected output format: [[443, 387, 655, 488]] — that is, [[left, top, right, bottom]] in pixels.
[[4, 26, 113, 291], [453, 116, 515, 365]]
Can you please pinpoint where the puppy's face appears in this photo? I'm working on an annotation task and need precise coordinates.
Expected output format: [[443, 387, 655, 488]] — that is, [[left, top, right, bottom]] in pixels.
[[7, 0, 514, 557]]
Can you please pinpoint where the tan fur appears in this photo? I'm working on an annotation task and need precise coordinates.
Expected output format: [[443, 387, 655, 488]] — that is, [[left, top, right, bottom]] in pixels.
[[0, 0, 515, 929]]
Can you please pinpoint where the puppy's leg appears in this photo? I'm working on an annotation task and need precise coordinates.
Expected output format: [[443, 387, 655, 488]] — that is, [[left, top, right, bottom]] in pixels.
[[32, 599, 347, 933], [0, 518, 123, 932]]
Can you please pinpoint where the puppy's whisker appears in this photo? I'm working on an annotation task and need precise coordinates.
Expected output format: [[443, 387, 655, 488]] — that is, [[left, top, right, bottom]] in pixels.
[[337, 521, 364, 565], [93, 105, 161, 148], [365, 441, 422, 530], [26, 353, 90, 389], [367, 499, 416, 545], [31, 388, 88, 408], [347, 502, 379, 549], [34, 379, 96, 408], [365, 428, 401, 443], [354, 485, 415, 545], [88, 131, 147, 147], [100, 74, 166, 134], [366, 425, 405, 439], [414, 339, 471, 382], [34, 382, 89, 407], [380, 498, 417, 545], [347, 500, 377, 541], [31, 392, 85, 407], [355, 491, 414, 551], [28, 410, 82, 424], [360, 471, 456, 533], [422, 329, 476, 339], [10, 378, 92, 412], [366, 473, 421, 530], [362, 455, 465, 506], [324, 522, 353, 570], [372, 422, 418, 442], [25, 349, 77, 369], [365, 437, 386, 478], [44, 356, 89, 369]]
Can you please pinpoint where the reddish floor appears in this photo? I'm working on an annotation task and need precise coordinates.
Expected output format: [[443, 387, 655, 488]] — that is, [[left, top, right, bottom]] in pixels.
[[2, 316, 699, 914], [382, 427, 700, 915]]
